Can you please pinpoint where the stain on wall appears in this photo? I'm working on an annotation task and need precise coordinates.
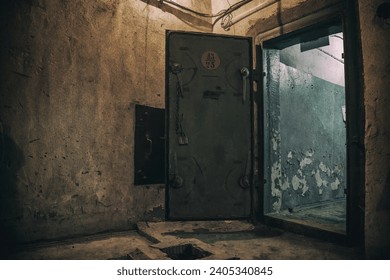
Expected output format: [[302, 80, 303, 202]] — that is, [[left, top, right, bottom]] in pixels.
[[0, 0, 211, 246], [0, 128, 25, 257]]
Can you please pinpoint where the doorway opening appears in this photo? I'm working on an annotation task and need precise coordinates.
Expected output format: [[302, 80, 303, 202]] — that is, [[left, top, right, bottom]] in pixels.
[[262, 20, 347, 235]]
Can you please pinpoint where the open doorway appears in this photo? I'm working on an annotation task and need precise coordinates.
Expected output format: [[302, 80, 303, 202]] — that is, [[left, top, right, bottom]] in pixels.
[[262, 19, 347, 235]]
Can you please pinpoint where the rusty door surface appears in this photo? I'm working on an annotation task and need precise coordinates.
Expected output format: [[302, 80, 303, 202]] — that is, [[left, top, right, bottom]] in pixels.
[[166, 31, 253, 219]]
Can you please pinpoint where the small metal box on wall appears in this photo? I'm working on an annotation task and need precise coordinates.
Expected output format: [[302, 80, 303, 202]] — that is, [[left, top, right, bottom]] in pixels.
[[134, 104, 165, 185]]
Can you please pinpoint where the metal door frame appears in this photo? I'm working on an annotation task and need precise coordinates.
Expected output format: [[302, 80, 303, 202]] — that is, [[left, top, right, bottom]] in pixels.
[[257, 12, 365, 246]]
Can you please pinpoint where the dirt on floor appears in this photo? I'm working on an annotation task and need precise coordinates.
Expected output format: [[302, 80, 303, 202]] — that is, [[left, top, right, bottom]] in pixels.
[[7, 221, 363, 260]]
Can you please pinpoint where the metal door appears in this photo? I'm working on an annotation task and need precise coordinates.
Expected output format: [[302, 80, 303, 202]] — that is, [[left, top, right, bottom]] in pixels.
[[166, 31, 253, 219]]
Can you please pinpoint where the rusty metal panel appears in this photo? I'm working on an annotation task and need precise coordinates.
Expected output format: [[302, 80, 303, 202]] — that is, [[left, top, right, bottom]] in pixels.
[[166, 31, 253, 219]]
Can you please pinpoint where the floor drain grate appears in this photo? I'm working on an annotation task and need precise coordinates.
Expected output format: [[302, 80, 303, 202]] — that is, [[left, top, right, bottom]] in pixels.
[[160, 243, 212, 260]]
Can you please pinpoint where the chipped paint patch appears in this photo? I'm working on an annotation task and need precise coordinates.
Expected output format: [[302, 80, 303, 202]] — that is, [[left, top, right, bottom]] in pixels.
[[305, 150, 314, 157], [272, 200, 281, 212], [271, 129, 280, 151], [330, 178, 340, 190], [299, 157, 313, 169], [271, 161, 282, 212], [291, 175, 308, 195], [292, 176, 299, 190], [281, 178, 290, 190], [272, 137, 278, 151], [315, 169, 328, 188], [334, 165, 342, 174], [319, 162, 332, 176], [302, 183, 309, 195], [271, 162, 282, 188], [286, 151, 293, 165]]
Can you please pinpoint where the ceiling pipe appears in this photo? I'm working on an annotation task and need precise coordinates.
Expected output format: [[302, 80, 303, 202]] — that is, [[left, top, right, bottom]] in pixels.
[[223, 0, 279, 30]]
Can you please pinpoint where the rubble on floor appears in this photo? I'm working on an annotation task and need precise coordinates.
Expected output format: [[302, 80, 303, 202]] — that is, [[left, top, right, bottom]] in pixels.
[[8, 221, 362, 260]]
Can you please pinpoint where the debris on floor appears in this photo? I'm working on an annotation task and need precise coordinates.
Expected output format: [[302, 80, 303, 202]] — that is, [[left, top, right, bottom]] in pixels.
[[8, 221, 362, 260]]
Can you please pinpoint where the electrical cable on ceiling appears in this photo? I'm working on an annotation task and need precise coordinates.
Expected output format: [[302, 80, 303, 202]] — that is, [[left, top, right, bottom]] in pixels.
[[220, 12, 233, 30], [212, 0, 253, 30], [158, 0, 252, 30]]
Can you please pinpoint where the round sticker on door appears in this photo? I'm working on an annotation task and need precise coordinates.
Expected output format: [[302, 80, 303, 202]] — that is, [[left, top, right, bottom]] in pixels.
[[201, 51, 220, 70]]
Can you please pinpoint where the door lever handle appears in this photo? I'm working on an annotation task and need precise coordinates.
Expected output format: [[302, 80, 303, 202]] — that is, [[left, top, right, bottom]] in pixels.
[[240, 67, 250, 104], [145, 134, 153, 156], [169, 152, 184, 188]]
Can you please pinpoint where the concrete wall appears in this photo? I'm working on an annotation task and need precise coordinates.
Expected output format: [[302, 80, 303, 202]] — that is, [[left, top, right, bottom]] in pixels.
[[212, 0, 343, 37], [0, 0, 211, 248], [1, 0, 389, 259], [279, 33, 345, 87], [358, 0, 390, 259]]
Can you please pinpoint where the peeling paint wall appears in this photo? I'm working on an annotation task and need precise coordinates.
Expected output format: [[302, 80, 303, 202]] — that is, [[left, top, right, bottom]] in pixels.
[[264, 48, 346, 213], [211, 0, 348, 220], [0, 0, 211, 246]]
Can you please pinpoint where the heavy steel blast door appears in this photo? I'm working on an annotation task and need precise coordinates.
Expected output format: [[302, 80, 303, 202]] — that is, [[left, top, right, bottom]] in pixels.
[[166, 32, 253, 219]]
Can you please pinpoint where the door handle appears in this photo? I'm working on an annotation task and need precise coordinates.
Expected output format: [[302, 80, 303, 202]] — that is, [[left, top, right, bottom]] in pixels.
[[240, 67, 250, 104], [239, 151, 251, 189], [169, 152, 184, 188], [145, 133, 153, 156]]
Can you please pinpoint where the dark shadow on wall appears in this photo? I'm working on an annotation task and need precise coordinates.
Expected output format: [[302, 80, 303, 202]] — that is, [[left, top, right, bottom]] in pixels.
[[0, 0, 32, 259], [0, 0, 31, 29], [0, 0, 34, 56], [0, 0, 33, 90], [0, 130, 25, 259], [378, 169, 390, 211]]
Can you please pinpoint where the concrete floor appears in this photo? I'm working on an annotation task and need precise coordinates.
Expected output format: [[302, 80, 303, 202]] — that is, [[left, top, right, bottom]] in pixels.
[[8, 221, 362, 260], [266, 199, 346, 234]]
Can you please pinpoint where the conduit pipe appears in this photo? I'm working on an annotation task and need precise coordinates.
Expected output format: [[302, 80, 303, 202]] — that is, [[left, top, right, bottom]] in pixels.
[[223, 0, 279, 30]]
